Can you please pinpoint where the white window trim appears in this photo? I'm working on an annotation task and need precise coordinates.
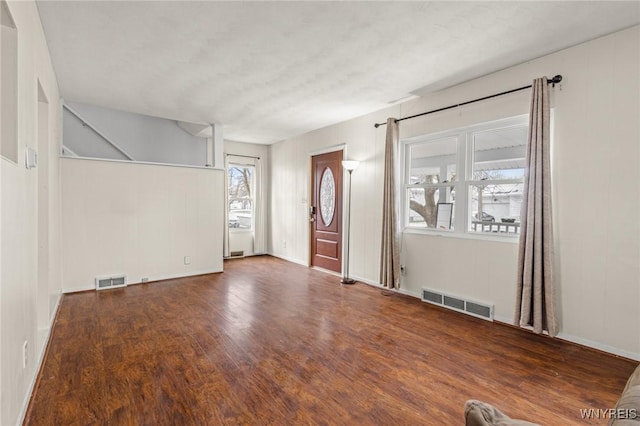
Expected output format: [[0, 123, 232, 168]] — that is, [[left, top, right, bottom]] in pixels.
[[401, 114, 529, 242], [228, 162, 256, 233]]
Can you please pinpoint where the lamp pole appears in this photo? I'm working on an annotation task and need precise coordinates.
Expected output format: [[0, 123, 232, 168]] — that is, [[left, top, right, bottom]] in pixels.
[[341, 160, 359, 285]]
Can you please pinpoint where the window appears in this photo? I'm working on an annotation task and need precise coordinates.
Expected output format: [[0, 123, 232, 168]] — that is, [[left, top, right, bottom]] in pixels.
[[228, 164, 255, 230], [403, 115, 528, 237], [405, 136, 458, 229], [1, 0, 18, 163]]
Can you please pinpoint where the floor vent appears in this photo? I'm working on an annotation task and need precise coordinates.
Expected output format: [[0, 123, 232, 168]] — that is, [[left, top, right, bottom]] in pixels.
[[95, 275, 127, 291], [422, 288, 493, 321], [229, 251, 244, 258]]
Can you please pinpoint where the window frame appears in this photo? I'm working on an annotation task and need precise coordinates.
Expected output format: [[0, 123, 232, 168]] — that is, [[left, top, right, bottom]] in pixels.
[[227, 163, 256, 233], [403, 134, 462, 232], [401, 114, 529, 241]]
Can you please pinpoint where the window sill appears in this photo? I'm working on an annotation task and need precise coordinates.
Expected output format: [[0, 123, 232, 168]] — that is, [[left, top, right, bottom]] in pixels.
[[403, 227, 519, 244]]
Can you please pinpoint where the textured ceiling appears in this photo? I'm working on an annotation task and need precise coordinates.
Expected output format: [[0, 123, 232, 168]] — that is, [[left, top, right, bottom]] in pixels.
[[37, 1, 639, 144]]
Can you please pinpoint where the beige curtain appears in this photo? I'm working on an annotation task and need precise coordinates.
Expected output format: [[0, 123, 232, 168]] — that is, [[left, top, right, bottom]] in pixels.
[[515, 77, 558, 336], [380, 118, 400, 289]]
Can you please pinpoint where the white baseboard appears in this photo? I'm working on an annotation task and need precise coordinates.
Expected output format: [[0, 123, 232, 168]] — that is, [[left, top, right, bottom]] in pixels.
[[142, 268, 223, 283], [349, 274, 380, 287], [397, 287, 421, 299], [493, 314, 513, 325], [18, 293, 62, 425], [49, 293, 62, 325], [267, 252, 308, 267], [62, 268, 224, 294], [62, 284, 94, 293], [390, 285, 640, 361], [311, 266, 341, 278], [557, 332, 640, 361], [493, 315, 640, 361], [348, 274, 423, 299]]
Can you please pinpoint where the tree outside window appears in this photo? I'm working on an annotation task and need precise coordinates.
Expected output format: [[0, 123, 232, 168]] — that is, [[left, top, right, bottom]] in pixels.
[[403, 115, 528, 236], [228, 165, 254, 229]]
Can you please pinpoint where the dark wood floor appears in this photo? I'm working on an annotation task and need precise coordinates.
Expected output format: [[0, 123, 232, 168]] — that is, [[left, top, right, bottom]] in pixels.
[[26, 256, 636, 425]]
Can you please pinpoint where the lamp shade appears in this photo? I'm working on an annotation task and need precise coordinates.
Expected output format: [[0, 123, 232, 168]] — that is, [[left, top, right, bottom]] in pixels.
[[342, 160, 360, 171]]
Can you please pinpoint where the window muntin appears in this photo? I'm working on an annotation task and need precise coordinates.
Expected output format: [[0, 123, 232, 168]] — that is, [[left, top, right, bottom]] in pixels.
[[403, 115, 528, 237], [406, 136, 458, 230], [228, 164, 255, 230], [469, 123, 527, 234], [472, 126, 527, 180], [469, 183, 523, 234], [407, 187, 456, 229], [409, 136, 457, 184]]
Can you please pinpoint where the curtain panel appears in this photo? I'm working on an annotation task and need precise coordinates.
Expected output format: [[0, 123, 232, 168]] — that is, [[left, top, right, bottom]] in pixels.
[[380, 118, 401, 289], [515, 77, 558, 336]]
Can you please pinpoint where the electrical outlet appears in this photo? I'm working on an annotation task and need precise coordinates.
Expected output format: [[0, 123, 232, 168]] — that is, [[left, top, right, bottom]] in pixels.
[[141, 277, 149, 283], [184, 256, 191, 265], [22, 341, 28, 369], [283, 240, 287, 249]]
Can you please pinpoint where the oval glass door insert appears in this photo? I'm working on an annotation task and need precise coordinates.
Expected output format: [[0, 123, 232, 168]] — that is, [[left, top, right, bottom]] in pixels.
[[319, 167, 336, 226]]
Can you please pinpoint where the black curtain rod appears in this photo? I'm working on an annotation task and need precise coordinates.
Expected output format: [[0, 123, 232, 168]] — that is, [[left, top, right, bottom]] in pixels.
[[373, 75, 562, 128], [226, 153, 261, 160]]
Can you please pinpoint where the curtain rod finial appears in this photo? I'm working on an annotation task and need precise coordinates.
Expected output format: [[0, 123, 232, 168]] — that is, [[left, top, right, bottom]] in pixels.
[[374, 123, 380, 128], [550, 75, 562, 85]]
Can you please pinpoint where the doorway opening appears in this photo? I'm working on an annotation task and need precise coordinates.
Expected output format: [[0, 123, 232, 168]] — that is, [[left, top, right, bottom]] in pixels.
[[36, 79, 51, 354], [225, 155, 264, 257]]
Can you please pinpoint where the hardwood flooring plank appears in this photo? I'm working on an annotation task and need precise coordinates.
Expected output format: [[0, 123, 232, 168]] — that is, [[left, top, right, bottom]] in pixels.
[[25, 256, 638, 425]]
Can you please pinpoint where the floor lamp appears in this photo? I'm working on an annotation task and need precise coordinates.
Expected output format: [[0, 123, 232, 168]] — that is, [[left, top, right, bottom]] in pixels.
[[341, 160, 359, 284]]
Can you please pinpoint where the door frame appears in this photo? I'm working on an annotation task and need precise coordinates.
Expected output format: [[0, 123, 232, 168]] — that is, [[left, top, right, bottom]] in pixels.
[[224, 153, 264, 258], [307, 144, 349, 274]]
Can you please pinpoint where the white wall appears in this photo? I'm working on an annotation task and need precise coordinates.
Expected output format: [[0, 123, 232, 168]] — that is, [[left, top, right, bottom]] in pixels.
[[0, 1, 62, 424], [63, 101, 207, 166], [61, 158, 224, 292], [270, 26, 640, 360], [270, 113, 389, 269]]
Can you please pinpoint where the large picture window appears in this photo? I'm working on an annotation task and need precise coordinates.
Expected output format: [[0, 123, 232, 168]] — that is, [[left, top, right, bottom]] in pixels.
[[403, 114, 529, 237]]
